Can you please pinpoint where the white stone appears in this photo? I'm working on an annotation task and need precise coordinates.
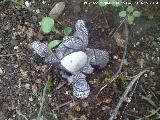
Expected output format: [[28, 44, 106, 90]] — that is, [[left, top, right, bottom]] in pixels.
[[61, 51, 87, 73], [25, 1, 31, 7]]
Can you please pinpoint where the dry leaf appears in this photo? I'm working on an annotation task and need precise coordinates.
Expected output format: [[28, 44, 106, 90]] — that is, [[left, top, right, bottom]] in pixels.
[[113, 32, 125, 48], [137, 58, 145, 68], [49, 2, 65, 19]]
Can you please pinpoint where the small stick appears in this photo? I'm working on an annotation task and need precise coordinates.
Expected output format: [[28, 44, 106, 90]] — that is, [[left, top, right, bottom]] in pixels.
[[109, 69, 149, 120], [53, 100, 72, 111], [96, 21, 129, 97], [109, 18, 126, 38], [16, 110, 28, 120]]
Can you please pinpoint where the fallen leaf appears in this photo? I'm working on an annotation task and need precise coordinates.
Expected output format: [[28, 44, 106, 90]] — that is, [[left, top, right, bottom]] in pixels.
[[49, 2, 65, 19], [26, 27, 35, 38], [137, 58, 145, 68], [113, 32, 125, 48], [32, 84, 38, 95]]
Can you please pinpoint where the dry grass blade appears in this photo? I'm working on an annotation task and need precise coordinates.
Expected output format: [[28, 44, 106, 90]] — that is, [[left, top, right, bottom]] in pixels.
[[96, 21, 129, 97]]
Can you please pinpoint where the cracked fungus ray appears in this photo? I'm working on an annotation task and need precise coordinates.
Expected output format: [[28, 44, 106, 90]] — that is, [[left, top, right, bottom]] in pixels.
[[31, 20, 109, 99]]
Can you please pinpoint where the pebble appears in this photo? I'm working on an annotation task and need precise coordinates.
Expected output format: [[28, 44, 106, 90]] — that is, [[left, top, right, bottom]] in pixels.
[[0, 68, 3, 75], [42, 1, 46, 4], [144, 73, 148, 77], [36, 9, 40, 13], [29, 97, 33, 102], [113, 55, 118, 60], [69, 102, 76, 108], [35, 79, 42, 84], [82, 102, 89, 108], [14, 46, 19, 50], [80, 115, 87, 120], [32, 84, 38, 94], [24, 84, 30, 89], [25, 1, 31, 7], [75, 105, 81, 111]]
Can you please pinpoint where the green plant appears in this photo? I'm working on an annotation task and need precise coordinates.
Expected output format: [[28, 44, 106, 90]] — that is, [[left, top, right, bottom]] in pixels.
[[39, 16, 73, 36], [136, 107, 160, 120], [37, 75, 52, 120], [63, 26, 72, 36], [39, 17, 55, 34], [98, 0, 141, 24], [98, 0, 122, 7], [48, 40, 62, 49], [119, 6, 140, 24], [116, 72, 126, 80], [104, 72, 112, 81]]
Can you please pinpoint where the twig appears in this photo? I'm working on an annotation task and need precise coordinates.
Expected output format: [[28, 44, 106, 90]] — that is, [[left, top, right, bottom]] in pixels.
[[16, 110, 28, 120], [109, 69, 149, 120], [53, 101, 72, 111], [96, 21, 129, 97], [0, 53, 24, 57], [109, 18, 126, 38], [141, 95, 157, 108]]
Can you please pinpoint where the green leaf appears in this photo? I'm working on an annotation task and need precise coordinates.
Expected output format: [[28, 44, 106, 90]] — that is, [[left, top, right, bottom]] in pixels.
[[133, 11, 141, 17], [46, 79, 54, 93], [127, 6, 134, 13], [119, 11, 127, 17], [127, 16, 134, 24], [48, 40, 62, 48], [40, 17, 55, 34], [98, 0, 108, 7], [17, 0, 24, 5], [63, 27, 72, 36], [110, 0, 122, 7]]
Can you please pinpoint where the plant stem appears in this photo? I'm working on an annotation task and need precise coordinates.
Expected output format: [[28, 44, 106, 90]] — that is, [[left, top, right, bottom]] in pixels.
[[36, 75, 50, 120]]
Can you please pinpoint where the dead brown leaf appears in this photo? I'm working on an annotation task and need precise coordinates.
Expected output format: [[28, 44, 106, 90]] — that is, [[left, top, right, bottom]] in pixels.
[[113, 32, 125, 48]]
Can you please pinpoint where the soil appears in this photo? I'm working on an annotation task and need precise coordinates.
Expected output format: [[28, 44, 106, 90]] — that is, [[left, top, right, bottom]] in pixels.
[[0, 0, 160, 120]]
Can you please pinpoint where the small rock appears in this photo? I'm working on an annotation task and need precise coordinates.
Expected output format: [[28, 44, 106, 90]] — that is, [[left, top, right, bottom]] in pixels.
[[14, 46, 19, 50], [29, 97, 33, 102], [42, 1, 46, 4], [75, 105, 81, 111], [149, 71, 155, 76], [113, 55, 118, 60], [82, 102, 89, 108], [104, 98, 112, 104], [36, 9, 40, 13], [80, 115, 87, 120], [35, 79, 42, 84], [25, 1, 31, 7], [69, 102, 76, 108], [49, 2, 65, 19], [32, 84, 38, 94], [24, 84, 30, 89], [0, 68, 4, 75], [144, 73, 148, 77]]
